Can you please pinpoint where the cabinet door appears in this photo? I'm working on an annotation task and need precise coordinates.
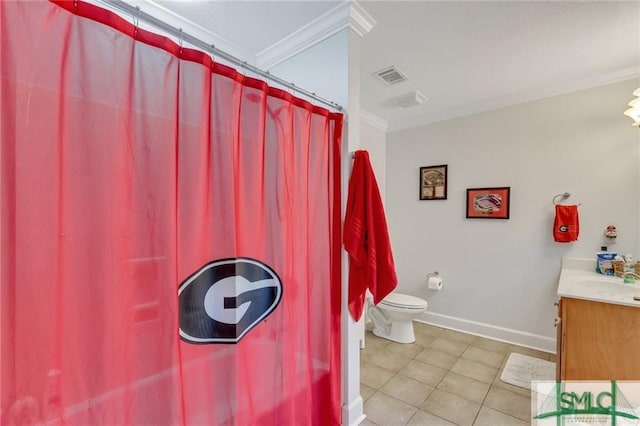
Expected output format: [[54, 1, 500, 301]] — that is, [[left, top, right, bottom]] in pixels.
[[562, 297, 640, 380]]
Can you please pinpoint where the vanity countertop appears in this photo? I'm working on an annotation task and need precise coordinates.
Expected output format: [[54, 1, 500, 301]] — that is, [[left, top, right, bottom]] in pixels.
[[557, 258, 640, 308]]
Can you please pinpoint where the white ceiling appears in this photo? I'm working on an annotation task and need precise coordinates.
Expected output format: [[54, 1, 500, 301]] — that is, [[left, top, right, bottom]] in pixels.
[[136, 0, 640, 132], [360, 1, 640, 131]]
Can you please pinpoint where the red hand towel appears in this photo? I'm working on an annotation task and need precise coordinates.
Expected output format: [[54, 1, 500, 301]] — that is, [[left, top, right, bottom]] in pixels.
[[344, 150, 398, 321], [554, 205, 579, 242]]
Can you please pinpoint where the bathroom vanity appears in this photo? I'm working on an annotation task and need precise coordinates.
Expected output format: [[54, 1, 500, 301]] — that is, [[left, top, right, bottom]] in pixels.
[[556, 258, 640, 380]]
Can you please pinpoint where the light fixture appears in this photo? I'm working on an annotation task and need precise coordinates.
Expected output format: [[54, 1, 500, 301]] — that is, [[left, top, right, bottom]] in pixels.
[[394, 90, 428, 108], [624, 87, 640, 127]]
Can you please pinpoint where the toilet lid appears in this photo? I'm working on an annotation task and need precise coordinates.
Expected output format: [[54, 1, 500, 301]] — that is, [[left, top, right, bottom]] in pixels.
[[380, 293, 427, 309]]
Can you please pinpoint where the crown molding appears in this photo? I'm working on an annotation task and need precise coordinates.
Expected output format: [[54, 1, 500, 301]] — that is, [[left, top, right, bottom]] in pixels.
[[386, 67, 640, 132], [257, 1, 376, 70], [349, 1, 377, 37], [119, 0, 255, 64], [361, 109, 389, 132]]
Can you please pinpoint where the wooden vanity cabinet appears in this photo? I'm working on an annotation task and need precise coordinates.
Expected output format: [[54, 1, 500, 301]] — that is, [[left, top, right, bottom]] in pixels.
[[556, 297, 640, 380]]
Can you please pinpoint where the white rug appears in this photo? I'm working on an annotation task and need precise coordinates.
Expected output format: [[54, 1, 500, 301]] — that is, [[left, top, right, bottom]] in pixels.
[[500, 352, 556, 390]]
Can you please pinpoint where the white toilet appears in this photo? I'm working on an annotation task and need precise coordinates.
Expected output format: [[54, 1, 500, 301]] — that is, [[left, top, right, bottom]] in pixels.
[[367, 292, 428, 344]]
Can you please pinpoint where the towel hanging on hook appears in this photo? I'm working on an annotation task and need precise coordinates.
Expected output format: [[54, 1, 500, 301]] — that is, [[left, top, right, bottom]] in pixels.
[[553, 192, 580, 242], [554, 204, 580, 242]]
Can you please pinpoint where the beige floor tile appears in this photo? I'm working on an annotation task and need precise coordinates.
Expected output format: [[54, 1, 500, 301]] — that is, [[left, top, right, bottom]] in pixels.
[[430, 337, 468, 357], [381, 374, 435, 407], [414, 348, 458, 370], [437, 372, 491, 403], [361, 383, 376, 402], [361, 361, 395, 389], [451, 358, 499, 384], [421, 389, 481, 426], [360, 327, 546, 426], [399, 360, 448, 386], [361, 344, 383, 359], [413, 321, 444, 337], [471, 336, 513, 354], [473, 406, 529, 426], [407, 410, 456, 426], [362, 348, 412, 372], [364, 392, 418, 426], [414, 333, 436, 347], [483, 386, 532, 422], [364, 331, 391, 350], [500, 353, 510, 369], [385, 341, 425, 358], [462, 346, 505, 368], [439, 328, 478, 345]]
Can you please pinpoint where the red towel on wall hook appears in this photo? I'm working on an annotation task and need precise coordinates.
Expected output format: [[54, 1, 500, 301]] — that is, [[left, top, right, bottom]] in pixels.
[[554, 205, 579, 242], [344, 150, 398, 321]]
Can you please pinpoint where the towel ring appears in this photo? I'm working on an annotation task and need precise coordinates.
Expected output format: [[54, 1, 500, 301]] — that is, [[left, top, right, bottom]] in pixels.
[[553, 192, 581, 206]]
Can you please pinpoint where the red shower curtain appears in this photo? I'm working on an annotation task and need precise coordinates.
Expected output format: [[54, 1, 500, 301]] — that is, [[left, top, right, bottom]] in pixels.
[[0, 1, 343, 424]]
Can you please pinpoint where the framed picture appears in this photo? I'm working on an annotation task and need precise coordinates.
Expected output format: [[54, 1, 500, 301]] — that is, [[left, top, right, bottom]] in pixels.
[[419, 165, 447, 200], [466, 187, 510, 219]]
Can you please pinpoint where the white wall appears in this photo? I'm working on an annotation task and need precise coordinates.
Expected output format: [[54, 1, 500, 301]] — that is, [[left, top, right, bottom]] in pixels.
[[386, 80, 640, 352], [268, 30, 348, 112], [360, 122, 387, 203]]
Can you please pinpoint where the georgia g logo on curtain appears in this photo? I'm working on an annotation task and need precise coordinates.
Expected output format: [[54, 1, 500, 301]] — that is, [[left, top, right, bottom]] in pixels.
[[178, 258, 282, 344]]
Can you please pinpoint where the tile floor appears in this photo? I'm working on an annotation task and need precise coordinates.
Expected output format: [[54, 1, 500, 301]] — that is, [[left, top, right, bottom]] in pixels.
[[360, 322, 556, 426]]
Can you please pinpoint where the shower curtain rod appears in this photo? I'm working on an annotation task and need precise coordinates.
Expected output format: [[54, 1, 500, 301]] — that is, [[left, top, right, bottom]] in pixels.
[[98, 0, 343, 112]]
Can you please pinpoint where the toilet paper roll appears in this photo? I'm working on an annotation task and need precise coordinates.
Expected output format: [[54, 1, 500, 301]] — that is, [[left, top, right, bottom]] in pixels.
[[428, 276, 443, 290]]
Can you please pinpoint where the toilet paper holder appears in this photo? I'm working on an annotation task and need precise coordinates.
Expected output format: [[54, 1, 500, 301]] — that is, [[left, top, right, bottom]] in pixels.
[[427, 271, 439, 280], [426, 271, 443, 290]]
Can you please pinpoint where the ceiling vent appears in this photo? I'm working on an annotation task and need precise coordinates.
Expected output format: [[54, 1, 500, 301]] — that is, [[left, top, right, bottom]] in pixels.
[[374, 66, 408, 85], [395, 91, 428, 108]]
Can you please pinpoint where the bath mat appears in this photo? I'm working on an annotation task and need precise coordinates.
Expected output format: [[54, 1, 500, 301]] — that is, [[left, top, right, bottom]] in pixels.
[[500, 352, 555, 390]]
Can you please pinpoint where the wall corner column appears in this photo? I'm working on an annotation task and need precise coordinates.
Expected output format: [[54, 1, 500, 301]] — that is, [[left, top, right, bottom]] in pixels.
[[341, 2, 375, 424]]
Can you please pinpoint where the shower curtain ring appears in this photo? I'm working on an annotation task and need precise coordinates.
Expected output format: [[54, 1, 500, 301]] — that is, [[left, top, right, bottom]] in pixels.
[[133, 6, 140, 37]]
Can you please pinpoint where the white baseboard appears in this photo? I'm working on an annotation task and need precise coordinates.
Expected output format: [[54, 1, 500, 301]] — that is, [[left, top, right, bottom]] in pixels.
[[416, 311, 556, 354], [342, 395, 365, 426]]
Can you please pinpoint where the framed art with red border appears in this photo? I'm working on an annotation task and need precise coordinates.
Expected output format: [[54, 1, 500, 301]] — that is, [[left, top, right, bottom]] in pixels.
[[466, 187, 510, 219]]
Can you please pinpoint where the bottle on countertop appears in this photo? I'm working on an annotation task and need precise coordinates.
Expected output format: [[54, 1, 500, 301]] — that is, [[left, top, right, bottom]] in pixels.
[[596, 247, 617, 275], [623, 255, 637, 283]]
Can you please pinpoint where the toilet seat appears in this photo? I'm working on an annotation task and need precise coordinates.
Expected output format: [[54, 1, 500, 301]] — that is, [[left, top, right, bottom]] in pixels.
[[380, 292, 427, 310]]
